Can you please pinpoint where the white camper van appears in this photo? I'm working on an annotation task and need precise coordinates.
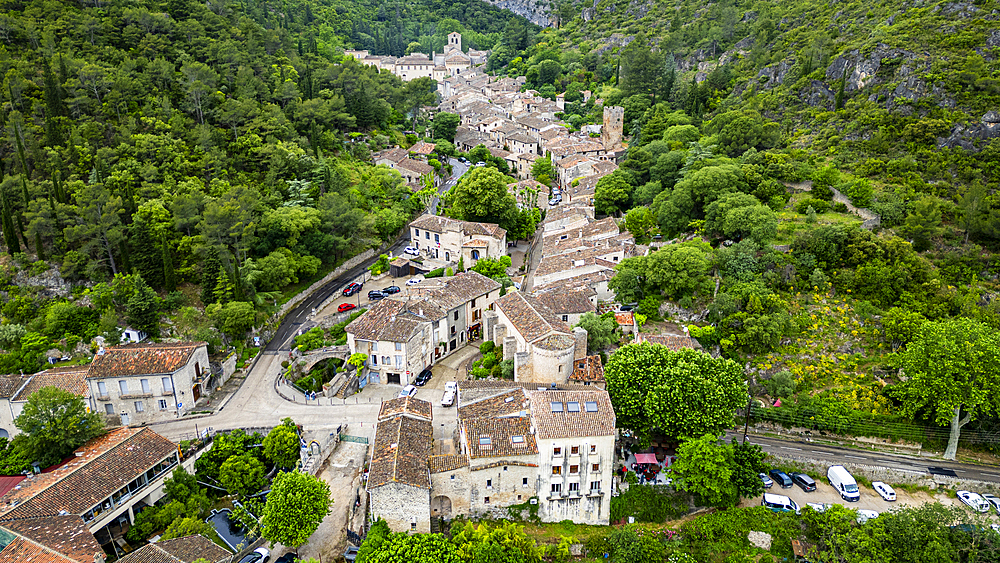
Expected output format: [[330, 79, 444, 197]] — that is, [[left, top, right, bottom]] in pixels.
[[827, 465, 860, 501]]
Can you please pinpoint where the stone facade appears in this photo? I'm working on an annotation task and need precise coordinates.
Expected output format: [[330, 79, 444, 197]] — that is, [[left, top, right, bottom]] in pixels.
[[535, 433, 614, 524], [409, 214, 507, 267], [369, 482, 431, 533], [601, 106, 625, 151]]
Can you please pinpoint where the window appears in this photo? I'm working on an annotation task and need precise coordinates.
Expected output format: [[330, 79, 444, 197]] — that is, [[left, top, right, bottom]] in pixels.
[[104, 404, 114, 415], [552, 466, 561, 475], [486, 479, 492, 488], [453, 310, 459, 321], [592, 463, 600, 472], [550, 402, 563, 413], [158, 400, 168, 410], [558, 365, 563, 373], [140, 379, 150, 394], [395, 342, 403, 351], [451, 475, 455, 480], [134, 401, 144, 412], [551, 483, 562, 493], [567, 402, 580, 412], [370, 355, 377, 366], [512, 435, 525, 445], [553, 447, 562, 456], [414, 229, 419, 237], [434, 234, 440, 243], [570, 465, 579, 474], [569, 482, 579, 492], [395, 355, 403, 367], [471, 249, 480, 260], [371, 342, 378, 352], [425, 232, 430, 240], [162, 377, 172, 393], [562, 315, 568, 322], [484, 496, 490, 504], [382, 356, 391, 365], [471, 298, 476, 307], [590, 444, 596, 454], [119, 380, 128, 394], [517, 495, 522, 501], [523, 477, 529, 486], [97, 381, 107, 396], [585, 401, 598, 412], [504, 466, 508, 471], [451, 326, 456, 335], [411, 522, 416, 531], [479, 436, 492, 446], [590, 481, 601, 490], [571, 446, 579, 455]]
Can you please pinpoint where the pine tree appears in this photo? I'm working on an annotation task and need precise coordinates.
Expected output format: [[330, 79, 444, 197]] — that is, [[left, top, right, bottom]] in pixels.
[[126, 275, 160, 337], [200, 247, 223, 305]]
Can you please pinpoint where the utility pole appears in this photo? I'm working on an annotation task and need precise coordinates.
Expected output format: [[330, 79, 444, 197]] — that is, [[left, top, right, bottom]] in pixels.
[[742, 397, 753, 444]]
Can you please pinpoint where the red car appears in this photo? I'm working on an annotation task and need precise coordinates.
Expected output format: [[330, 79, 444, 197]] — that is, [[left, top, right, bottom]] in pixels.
[[338, 303, 357, 313]]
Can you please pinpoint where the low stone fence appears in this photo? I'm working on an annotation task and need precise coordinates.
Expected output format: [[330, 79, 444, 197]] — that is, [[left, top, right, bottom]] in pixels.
[[267, 248, 377, 327]]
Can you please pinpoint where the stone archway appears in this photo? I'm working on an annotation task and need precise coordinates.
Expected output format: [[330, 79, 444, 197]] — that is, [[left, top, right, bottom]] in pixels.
[[431, 495, 452, 519]]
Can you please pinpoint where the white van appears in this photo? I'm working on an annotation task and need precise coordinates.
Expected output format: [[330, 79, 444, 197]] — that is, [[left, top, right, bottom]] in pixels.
[[441, 390, 455, 407], [827, 465, 861, 501], [762, 493, 800, 514]]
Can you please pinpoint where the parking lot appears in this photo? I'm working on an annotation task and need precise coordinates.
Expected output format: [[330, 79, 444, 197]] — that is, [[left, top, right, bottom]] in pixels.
[[316, 273, 426, 317], [744, 476, 999, 521]]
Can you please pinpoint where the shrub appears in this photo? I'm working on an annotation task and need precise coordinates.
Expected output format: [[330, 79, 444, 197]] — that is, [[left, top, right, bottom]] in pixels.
[[479, 341, 495, 354], [795, 198, 830, 214], [425, 268, 445, 278], [610, 485, 688, 523]]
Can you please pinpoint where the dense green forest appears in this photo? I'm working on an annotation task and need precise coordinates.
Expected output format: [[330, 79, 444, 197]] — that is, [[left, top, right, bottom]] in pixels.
[[0, 0, 535, 374]]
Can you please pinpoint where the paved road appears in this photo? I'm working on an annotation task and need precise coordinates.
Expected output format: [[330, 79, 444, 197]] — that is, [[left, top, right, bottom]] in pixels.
[[729, 431, 1000, 483], [432, 158, 469, 214]]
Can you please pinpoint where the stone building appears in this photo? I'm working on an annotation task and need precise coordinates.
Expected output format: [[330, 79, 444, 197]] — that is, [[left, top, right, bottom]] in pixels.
[[86, 342, 209, 425], [601, 106, 625, 152], [485, 292, 588, 384], [408, 214, 507, 266], [367, 397, 433, 533]]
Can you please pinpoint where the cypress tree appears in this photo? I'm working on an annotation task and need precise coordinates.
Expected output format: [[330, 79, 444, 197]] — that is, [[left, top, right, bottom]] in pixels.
[[162, 234, 177, 292], [200, 247, 223, 305], [835, 67, 847, 110], [42, 62, 64, 147], [1, 192, 20, 254], [34, 231, 45, 261]]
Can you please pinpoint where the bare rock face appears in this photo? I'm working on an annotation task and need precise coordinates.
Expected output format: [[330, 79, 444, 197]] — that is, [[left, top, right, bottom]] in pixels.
[[482, 0, 550, 26], [938, 112, 1000, 149], [748, 531, 772, 550], [756, 60, 795, 89], [12, 265, 77, 298]]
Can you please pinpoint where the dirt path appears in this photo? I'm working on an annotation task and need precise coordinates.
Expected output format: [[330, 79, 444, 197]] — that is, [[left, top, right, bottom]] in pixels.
[[297, 441, 370, 562]]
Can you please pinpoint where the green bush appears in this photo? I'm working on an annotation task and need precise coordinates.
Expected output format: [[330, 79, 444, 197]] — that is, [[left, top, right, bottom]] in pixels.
[[609, 485, 688, 523], [479, 341, 495, 354], [330, 309, 366, 340], [795, 198, 830, 214], [425, 268, 445, 278], [482, 351, 497, 369]]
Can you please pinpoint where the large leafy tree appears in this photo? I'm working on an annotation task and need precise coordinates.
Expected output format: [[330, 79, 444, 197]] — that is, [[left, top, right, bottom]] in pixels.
[[896, 318, 1000, 460], [263, 417, 301, 469], [604, 343, 747, 442], [575, 312, 618, 354], [14, 386, 105, 467], [358, 527, 461, 563], [219, 453, 268, 498], [451, 520, 542, 563], [432, 112, 461, 142], [670, 434, 737, 506], [448, 167, 518, 229], [261, 470, 332, 550]]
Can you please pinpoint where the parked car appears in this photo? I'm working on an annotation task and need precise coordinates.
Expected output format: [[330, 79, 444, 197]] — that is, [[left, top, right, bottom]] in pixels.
[[344, 546, 359, 562], [274, 553, 297, 563], [619, 303, 636, 312], [338, 303, 357, 313], [827, 465, 861, 501], [982, 493, 1000, 513], [761, 493, 799, 514], [406, 277, 423, 286], [442, 389, 456, 407], [791, 472, 817, 492], [342, 282, 363, 296], [445, 381, 457, 393], [368, 290, 385, 301], [398, 384, 418, 398], [759, 472, 773, 489], [768, 469, 793, 489], [856, 510, 880, 524], [238, 548, 271, 563], [872, 481, 896, 502], [382, 285, 401, 294], [806, 502, 834, 513], [958, 490, 992, 513], [548, 198, 560, 206], [414, 368, 433, 386], [404, 246, 420, 256]]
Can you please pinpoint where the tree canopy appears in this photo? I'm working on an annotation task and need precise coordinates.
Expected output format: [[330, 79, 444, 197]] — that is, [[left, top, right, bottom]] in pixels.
[[264, 417, 301, 469], [261, 470, 332, 549], [14, 386, 105, 467]]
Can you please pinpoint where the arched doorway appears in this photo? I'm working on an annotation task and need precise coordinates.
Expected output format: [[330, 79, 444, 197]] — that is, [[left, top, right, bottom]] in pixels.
[[431, 495, 453, 518]]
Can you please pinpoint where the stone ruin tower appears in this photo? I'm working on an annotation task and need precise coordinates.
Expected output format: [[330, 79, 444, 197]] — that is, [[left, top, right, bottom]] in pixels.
[[602, 106, 624, 151]]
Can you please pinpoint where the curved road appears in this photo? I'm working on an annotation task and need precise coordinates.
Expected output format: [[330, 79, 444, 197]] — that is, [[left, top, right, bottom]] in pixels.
[[150, 160, 473, 441]]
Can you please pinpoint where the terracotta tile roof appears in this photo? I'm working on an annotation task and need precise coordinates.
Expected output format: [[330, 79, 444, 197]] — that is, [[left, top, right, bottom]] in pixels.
[[635, 333, 702, 350], [0, 375, 27, 399], [345, 299, 438, 342], [87, 342, 204, 379], [506, 132, 537, 145], [1, 515, 103, 563], [615, 312, 635, 326], [532, 270, 613, 294], [0, 427, 178, 520], [463, 417, 537, 459], [375, 147, 408, 163], [462, 239, 489, 247], [569, 355, 605, 383], [417, 272, 500, 312], [516, 152, 540, 161], [461, 222, 505, 239], [395, 158, 434, 176], [0, 536, 76, 563], [378, 397, 433, 422], [494, 292, 573, 344], [368, 415, 432, 489], [534, 333, 576, 351], [593, 161, 618, 175], [535, 289, 596, 315], [410, 213, 463, 233], [488, 147, 512, 159], [409, 141, 436, 155], [428, 454, 469, 474], [458, 389, 529, 420], [119, 534, 231, 563], [14, 367, 89, 401], [535, 248, 618, 278], [526, 390, 616, 439]]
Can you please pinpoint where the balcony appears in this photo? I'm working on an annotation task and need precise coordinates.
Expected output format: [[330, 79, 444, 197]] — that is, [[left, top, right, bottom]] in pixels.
[[95, 393, 110, 401], [120, 393, 153, 399], [587, 489, 603, 497]]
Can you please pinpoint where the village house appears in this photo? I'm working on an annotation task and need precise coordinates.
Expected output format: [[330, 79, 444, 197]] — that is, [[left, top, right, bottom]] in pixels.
[[484, 292, 588, 385], [0, 427, 183, 553], [367, 397, 433, 533], [118, 534, 232, 563], [86, 342, 209, 425], [568, 355, 606, 388], [353, 32, 481, 82], [408, 214, 507, 266], [536, 288, 598, 326], [346, 273, 502, 386]]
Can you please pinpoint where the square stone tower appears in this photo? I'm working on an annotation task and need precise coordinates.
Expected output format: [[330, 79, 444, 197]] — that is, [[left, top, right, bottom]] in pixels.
[[602, 106, 624, 151], [448, 32, 462, 51]]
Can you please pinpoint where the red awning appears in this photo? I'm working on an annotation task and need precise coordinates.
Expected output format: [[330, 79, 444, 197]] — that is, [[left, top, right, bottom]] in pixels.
[[634, 453, 658, 464]]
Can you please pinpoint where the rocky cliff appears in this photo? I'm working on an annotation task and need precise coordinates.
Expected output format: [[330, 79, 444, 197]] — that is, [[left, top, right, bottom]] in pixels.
[[483, 0, 551, 27]]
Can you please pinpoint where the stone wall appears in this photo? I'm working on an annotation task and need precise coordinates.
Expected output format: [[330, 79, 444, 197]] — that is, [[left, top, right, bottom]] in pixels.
[[369, 482, 431, 533], [274, 248, 377, 325]]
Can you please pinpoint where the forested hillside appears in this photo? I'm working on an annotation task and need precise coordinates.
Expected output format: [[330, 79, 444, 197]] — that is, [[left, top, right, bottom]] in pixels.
[[0, 0, 532, 374]]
